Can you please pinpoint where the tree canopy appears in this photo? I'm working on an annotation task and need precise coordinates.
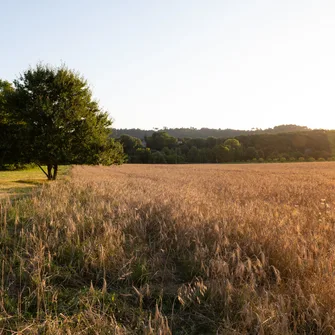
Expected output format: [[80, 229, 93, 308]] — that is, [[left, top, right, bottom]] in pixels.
[[0, 80, 22, 167], [116, 129, 335, 164], [1, 64, 124, 178], [111, 125, 311, 140]]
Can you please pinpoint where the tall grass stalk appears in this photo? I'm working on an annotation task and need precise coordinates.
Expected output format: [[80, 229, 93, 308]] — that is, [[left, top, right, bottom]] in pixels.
[[1, 163, 335, 334]]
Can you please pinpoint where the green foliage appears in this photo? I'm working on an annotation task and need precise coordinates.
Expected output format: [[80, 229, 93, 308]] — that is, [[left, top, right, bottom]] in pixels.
[[145, 131, 177, 150], [0, 80, 22, 168], [213, 144, 230, 163], [187, 146, 200, 163], [150, 151, 167, 164], [244, 146, 258, 160], [4, 64, 124, 178], [223, 138, 241, 149], [0, 80, 14, 116], [133, 148, 151, 163], [120, 130, 335, 165], [112, 124, 311, 140], [118, 134, 143, 159]]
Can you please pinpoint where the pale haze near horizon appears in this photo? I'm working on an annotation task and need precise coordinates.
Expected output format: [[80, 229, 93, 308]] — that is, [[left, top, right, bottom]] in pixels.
[[1, 0, 335, 130]]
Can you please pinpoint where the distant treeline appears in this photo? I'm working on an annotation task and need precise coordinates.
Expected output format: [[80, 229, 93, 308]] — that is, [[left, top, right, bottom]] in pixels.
[[112, 124, 311, 140], [116, 128, 335, 164]]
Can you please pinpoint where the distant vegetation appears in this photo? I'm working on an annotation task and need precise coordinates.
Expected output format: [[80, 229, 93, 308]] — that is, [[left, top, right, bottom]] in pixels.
[[115, 126, 335, 164], [112, 124, 311, 140]]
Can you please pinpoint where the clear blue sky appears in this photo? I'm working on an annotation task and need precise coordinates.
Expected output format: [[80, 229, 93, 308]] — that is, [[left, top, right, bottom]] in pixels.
[[2, 0, 335, 130]]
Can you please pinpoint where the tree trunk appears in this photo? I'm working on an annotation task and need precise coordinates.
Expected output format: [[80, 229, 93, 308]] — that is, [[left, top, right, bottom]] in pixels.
[[53, 164, 58, 180], [0, 152, 5, 170], [47, 164, 53, 180]]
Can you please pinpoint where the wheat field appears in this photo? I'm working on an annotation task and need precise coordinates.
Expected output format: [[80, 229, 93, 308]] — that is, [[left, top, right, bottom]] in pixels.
[[1, 163, 335, 334]]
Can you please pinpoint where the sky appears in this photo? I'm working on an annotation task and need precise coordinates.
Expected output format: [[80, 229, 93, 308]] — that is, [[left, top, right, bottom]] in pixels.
[[1, 0, 335, 130]]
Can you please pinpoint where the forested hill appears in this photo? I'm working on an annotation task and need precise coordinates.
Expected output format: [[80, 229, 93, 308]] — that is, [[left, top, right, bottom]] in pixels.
[[111, 124, 311, 139], [115, 127, 335, 164]]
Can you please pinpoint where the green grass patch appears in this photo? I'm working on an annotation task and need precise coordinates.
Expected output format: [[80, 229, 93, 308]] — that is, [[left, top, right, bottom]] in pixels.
[[0, 165, 71, 198]]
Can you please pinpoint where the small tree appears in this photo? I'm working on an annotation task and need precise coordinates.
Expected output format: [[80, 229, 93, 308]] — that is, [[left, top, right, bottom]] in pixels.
[[10, 64, 124, 179], [118, 134, 143, 155], [145, 131, 177, 150], [223, 138, 242, 161], [223, 138, 241, 150]]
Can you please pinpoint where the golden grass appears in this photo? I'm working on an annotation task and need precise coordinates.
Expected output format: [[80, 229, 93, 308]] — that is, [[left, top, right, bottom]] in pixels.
[[2, 162, 335, 334]]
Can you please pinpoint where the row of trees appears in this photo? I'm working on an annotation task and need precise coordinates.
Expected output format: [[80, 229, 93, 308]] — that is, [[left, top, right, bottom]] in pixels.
[[2, 64, 331, 172], [112, 124, 311, 140], [0, 64, 125, 178], [117, 130, 335, 164]]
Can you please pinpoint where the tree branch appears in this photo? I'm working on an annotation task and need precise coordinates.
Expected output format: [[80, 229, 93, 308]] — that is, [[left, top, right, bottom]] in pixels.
[[36, 164, 48, 178]]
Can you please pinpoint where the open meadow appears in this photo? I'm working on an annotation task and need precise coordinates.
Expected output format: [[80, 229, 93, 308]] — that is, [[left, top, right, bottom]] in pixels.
[[2, 162, 335, 334]]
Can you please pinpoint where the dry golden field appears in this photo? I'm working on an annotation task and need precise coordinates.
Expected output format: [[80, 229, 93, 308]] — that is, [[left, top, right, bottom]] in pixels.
[[2, 163, 335, 334]]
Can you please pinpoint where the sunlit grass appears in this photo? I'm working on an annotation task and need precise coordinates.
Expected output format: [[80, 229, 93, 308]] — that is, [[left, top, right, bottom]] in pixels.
[[0, 165, 71, 198]]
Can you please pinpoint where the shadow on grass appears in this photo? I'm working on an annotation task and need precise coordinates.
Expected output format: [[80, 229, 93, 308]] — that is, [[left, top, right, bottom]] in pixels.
[[0, 182, 46, 200], [14, 179, 46, 185], [0, 186, 38, 202], [7, 186, 34, 194]]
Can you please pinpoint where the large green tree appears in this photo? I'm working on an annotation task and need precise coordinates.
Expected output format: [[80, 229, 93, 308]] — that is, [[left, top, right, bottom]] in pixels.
[[10, 64, 124, 179]]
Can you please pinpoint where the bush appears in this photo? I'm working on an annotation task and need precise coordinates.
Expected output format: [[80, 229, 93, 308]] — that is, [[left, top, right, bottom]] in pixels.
[[298, 157, 305, 162], [307, 157, 315, 162]]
